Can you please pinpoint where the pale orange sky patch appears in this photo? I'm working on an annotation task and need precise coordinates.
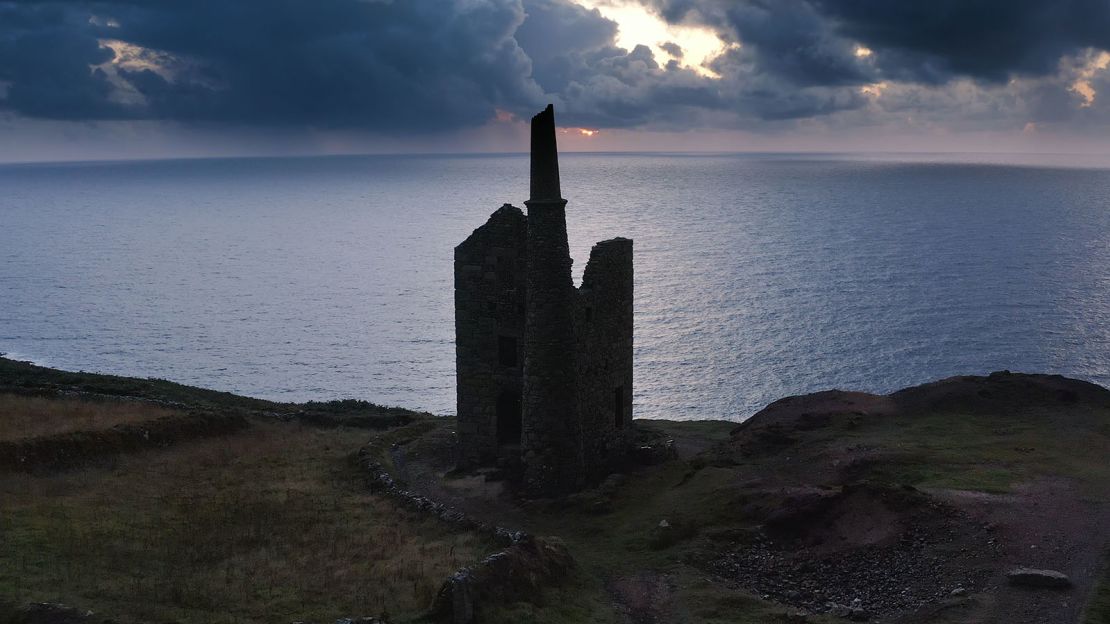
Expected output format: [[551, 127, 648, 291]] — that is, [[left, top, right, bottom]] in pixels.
[[1070, 50, 1110, 107]]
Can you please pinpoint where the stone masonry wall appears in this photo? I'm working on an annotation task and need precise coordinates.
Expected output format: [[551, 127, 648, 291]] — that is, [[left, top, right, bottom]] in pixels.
[[454, 204, 528, 468], [520, 198, 584, 495], [575, 237, 634, 479]]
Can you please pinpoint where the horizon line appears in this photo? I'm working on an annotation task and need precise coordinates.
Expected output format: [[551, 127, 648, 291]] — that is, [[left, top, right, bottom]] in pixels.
[[2, 147, 1110, 168]]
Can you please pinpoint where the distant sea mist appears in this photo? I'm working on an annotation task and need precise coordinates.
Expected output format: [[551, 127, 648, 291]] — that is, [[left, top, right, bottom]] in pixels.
[[3, 152, 1109, 421]]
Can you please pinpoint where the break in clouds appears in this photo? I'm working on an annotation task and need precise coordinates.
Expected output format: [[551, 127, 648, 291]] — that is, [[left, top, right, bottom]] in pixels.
[[2, 0, 1110, 135]]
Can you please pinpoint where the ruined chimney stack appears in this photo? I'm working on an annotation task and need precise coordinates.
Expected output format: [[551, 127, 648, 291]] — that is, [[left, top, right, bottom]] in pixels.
[[529, 104, 562, 202]]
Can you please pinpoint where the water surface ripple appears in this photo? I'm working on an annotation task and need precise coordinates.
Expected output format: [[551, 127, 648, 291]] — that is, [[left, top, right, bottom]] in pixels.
[[2, 153, 1109, 420]]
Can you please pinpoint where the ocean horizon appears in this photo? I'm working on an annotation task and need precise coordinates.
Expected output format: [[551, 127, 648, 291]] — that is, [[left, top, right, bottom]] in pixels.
[[6, 149, 1110, 169], [3, 151, 1110, 420]]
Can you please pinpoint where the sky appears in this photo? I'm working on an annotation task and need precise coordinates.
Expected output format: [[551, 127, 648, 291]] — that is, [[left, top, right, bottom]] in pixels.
[[3, 0, 1110, 161]]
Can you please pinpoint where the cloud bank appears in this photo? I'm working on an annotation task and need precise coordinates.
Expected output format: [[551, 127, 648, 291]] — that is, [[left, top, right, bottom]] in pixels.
[[1, 0, 1109, 144]]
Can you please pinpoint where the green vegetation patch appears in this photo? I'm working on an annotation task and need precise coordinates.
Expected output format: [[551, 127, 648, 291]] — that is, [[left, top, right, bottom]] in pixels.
[[505, 457, 793, 622], [857, 407, 1110, 496], [0, 356, 274, 413]]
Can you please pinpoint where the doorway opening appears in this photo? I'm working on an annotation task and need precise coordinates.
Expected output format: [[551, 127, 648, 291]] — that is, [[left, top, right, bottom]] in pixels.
[[496, 390, 522, 445]]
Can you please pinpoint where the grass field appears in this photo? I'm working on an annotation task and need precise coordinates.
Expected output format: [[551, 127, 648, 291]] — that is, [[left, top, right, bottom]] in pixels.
[[0, 393, 182, 441], [0, 419, 492, 623]]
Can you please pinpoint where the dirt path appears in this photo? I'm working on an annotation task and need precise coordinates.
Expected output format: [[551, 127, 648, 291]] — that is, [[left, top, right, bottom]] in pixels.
[[933, 479, 1110, 624]]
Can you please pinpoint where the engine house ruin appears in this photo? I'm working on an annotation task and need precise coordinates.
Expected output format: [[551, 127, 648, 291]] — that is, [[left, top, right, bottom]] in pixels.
[[454, 105, 633, 495]]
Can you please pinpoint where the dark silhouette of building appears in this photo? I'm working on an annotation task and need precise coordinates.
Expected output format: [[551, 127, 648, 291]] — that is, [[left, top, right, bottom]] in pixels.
[[454, 105, 633, 495]]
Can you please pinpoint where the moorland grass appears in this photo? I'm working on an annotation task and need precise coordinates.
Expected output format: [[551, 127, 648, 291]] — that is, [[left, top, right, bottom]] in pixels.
[[0, 357, 274, 413], [0, 393, 181, 441], [0, 421, 492, 623]]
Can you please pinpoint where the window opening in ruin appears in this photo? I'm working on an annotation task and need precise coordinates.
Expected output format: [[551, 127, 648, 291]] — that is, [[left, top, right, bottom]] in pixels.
[[614, 386, 625, 428], [496, 391, 522, 445], [498, 335, 518, 367]]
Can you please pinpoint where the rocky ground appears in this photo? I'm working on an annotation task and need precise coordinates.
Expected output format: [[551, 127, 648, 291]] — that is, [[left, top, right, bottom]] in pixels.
[[708, 484, 1001, 620], [696, 372, 1110, 624]]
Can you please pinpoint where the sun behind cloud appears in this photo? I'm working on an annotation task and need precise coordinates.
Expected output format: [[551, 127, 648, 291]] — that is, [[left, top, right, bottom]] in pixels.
[[571, 0, 731, 77]]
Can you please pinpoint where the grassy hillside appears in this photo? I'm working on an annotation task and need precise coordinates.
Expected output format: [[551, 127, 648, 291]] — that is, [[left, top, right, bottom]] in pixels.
[[1, 421, 491, 622], [0, 357, 490, 623], [0, 357, 275, 413], [0, 394, 181, 441], [2, 358, 1108, 623]]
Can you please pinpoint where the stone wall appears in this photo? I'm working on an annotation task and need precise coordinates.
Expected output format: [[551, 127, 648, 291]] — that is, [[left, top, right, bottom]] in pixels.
[[520, 197, 584, 495], [454, 204, 528, 468], [575, 237, 634, 479]]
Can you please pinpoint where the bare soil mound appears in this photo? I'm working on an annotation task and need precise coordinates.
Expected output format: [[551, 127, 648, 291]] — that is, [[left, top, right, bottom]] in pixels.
[[890, 371, 1110, 415], [707, 372, 1110, 623]]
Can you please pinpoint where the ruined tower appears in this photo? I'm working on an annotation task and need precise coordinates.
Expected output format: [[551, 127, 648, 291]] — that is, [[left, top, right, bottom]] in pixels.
[[520, 105, 583, 493], [454, 105, 633, 495]]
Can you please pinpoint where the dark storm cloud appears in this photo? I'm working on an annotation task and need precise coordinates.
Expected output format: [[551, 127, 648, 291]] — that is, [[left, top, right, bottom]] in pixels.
[[651, 0, 1110, 85], [0, 0, 546, 131], [0, 0, 863, 131], [659, 42, 683, 59], [2, 0, 1108, 134], [815, 0, 1110, 83], [716, 1, 872, 87], [556, 43, 727, 128], [515, 0, 618, 94], [0, 3, 126, 119]]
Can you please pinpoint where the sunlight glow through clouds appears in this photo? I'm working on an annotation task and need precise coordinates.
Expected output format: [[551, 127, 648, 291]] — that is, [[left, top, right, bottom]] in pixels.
[[860, 81, 887, 98], [1071, 50, 1110, 107], [96, 39, 167, 106], [100, 40, 173, 78], [494, 109, 598, 138], [571, 0, 732, 77]]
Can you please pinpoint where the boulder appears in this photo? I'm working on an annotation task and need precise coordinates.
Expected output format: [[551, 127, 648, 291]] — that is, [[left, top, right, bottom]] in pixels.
[[429, 536, 575, 623]]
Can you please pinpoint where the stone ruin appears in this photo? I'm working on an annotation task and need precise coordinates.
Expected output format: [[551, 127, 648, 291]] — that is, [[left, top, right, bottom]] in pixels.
[[454, 104, 633, 495]]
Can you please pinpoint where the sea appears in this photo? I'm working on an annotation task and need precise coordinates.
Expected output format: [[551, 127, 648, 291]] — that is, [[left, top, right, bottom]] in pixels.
[[2, 152, 1109, 421]]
